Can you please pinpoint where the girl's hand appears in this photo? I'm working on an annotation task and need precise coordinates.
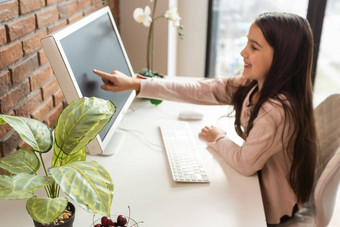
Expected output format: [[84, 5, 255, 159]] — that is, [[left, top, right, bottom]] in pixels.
[[93, 69, 144, 93], [199, 126, 226, 143]]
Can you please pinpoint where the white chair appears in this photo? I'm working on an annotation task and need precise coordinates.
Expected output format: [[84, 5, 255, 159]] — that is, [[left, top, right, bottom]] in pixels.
[[279, 94, 340, 227], [314, 146, 340, 227]]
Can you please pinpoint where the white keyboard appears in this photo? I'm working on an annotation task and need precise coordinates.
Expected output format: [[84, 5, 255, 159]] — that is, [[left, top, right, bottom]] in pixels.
[[160, 120, 210, 183]]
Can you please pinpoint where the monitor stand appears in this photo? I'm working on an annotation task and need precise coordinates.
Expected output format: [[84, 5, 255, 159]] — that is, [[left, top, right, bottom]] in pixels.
[[102, 130, 125, 156]]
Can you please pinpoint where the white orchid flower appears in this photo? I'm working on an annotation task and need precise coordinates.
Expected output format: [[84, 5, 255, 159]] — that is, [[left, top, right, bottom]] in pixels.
[[133, 6, 152, 27], [164, 8, 181, 27]]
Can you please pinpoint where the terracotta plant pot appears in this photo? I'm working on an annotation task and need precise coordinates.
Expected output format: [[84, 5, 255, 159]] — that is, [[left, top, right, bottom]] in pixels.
[[33, 202, 75, 227]]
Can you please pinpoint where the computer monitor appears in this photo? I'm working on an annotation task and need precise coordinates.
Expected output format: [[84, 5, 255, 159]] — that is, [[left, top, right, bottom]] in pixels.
[[41, 6, 136, 155]]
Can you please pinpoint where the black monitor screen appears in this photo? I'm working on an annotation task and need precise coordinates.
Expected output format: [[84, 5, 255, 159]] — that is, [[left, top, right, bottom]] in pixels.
[[60, 13, 133, 140]]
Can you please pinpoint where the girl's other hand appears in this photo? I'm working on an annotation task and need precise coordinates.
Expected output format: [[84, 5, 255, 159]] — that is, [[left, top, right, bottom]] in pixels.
[[93, 69, 144, 93], [199, 126, 226, 143]]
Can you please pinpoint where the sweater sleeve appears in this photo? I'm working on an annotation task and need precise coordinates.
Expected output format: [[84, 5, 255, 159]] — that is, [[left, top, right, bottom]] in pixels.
[[137, 75, 249, 105], [208, 101, 290, 176]]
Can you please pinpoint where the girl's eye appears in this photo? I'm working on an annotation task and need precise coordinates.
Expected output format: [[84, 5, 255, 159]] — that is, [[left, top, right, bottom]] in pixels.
[[251, 45, 258, 51]]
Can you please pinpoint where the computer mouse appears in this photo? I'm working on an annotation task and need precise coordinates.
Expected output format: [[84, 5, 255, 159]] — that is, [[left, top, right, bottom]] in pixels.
[[178, 110, 204, 121]]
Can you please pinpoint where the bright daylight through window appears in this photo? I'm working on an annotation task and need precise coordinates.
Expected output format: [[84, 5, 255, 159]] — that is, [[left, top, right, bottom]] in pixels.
[[209, 0, 340, 105]]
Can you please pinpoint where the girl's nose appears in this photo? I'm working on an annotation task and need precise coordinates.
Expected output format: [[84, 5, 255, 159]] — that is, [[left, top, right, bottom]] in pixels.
[[240, 47, 247, 58]]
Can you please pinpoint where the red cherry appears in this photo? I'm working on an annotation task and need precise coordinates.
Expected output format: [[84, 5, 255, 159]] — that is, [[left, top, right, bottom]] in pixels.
[[94, 224, 102, 227], [117, 215, 127, 226], [101, 216, 114, 226]]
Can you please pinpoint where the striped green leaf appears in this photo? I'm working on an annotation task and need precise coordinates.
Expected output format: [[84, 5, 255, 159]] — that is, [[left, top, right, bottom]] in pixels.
[[0, 174, 53, 200], [0, 115, 52, 153], [54, 97, 115, 155], [49, 161, 114, 216], [0, 148, 40, 175], [26, 197, 68, 225], [52, 140, 86, 167]]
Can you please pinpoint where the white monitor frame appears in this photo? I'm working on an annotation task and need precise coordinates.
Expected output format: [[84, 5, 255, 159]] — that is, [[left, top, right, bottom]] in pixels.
[[41, 6, 136, 155]]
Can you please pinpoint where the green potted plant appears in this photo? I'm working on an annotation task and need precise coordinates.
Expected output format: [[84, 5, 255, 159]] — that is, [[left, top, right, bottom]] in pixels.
[[0, 97, 116, 226], [132, 0, 184, 106]]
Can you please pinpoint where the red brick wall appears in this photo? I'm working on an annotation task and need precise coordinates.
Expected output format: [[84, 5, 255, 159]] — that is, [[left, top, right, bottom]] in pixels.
[[0, 0, 120, 158]]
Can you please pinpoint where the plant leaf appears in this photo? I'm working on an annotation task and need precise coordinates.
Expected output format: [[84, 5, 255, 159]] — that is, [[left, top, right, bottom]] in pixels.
[[0, 148, 40, 174], [0, 115, 52, 153], [150, 98, 163, 105], [49, 161, 114, 216], [0, 174, 53, 200], [26, 197, 68, 224], [54, 97, 115, 155], [52, 140, 87, 167]]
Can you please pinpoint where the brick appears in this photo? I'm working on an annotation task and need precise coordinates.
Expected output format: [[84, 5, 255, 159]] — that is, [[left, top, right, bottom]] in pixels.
[[10, 54, 39, 84], [14, 89, 42, 117], [0, 0, 19, 23], [0, 79, 30, 113], [6, 14, 36, 41], [91, 0, 102, 4], [67, 12, 83, 25], [18, 141, 32, 150], [97, 3, 105, 11], [31, 97, 53, 121], [77, 0, 91, 10], [84, 5, 98, 16], [44, 102, 63, 128], [0, 130, 22, 156], [38, 49, 48, 65], [42, 77, 59, 100], [53, 88, 65, 106], [48, 19, 67, 34], [22, 29, 47, 56], [30, 64, 53, 91], [46, 0, 63, 6], [0, 70, 11, 95], [19, 0, 45, 14], [58, 0, 78, 19], [0, 123, 12, 138], [0, 111, 14, 137], [36, 6, 59, 28], [0, 25, 7, 46], [0, 41, 23, 69]]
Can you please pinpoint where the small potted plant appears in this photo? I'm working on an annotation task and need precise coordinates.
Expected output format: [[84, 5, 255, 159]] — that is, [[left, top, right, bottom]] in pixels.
[[0, 97, 116, 226]]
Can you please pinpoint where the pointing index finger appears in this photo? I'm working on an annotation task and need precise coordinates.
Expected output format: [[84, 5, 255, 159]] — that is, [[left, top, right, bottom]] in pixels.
[[93, 69, 115, 80]]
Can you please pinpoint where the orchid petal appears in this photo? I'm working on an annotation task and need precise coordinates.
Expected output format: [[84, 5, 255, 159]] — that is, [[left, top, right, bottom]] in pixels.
[[143, 16, 152, 27], [144, 5, 151, 16], [133, 8, 144, 23]]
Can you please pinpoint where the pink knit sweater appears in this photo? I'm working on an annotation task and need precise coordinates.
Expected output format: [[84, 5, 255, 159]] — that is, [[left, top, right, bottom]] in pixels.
[[138, 75, 298, 224]]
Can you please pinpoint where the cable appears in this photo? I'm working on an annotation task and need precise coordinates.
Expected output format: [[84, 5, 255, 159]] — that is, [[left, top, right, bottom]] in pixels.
[[117, 126, 164, 151]]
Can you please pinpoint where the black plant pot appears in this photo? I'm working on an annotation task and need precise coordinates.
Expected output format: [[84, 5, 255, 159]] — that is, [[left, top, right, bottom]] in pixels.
[[33, 202, 75, 227]]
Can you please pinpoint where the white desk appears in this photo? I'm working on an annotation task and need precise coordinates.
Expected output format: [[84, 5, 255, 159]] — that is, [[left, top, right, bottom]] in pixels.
[[0, 98, 266, 227]]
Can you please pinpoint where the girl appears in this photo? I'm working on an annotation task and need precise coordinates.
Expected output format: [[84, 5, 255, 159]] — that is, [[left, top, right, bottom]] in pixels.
[[93, 12, 317, 225]]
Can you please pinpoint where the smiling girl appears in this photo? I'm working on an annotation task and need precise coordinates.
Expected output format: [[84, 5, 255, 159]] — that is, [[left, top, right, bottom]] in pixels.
[[93, 12, 317, 225]]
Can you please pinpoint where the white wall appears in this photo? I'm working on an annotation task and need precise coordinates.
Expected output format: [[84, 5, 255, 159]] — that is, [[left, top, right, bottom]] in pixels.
[[120, 0, 209, 78], [120, 0, 169, 75], [177, 0, 209, 77]]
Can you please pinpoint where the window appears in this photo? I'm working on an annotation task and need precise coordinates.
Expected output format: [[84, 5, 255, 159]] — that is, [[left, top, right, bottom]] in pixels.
[[313, 0, 340, 106], [206, 0, 308, 78]]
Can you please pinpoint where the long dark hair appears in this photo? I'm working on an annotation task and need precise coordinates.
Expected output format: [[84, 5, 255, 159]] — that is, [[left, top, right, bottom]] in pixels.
[[232, 12, 317, 203]]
